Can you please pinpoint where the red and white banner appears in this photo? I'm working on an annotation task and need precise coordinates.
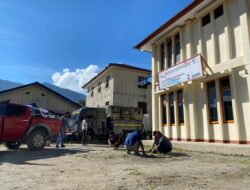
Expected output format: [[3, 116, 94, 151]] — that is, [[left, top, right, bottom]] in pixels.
[[158, 54, 203, 90]]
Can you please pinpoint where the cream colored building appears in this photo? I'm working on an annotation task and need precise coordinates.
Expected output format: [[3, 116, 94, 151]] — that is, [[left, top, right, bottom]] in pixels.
[[135, 0, 250, 144], [83, 63, 151, 115], [0, 82, 81, 114]]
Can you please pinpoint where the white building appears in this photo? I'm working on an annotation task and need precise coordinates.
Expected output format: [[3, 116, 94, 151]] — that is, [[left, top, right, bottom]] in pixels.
[[82, 63, 151, 115], [135, 0, 250, 144]]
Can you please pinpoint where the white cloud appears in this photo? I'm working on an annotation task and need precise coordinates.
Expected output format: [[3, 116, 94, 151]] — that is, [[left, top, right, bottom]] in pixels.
[[52, 65, 99, 94]]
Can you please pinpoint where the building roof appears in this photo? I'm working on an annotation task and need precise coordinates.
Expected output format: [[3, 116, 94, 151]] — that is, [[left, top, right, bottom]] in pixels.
[[82, 63, 151, 88], [134, 0, 209, 52], [0, 82, 81, 107]]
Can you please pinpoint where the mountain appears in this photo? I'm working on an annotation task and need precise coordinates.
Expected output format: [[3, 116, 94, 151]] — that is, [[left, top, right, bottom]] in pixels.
[[0, 79, 22, 91], [42, 82, 85, 103], [0, 79, 85, 104]]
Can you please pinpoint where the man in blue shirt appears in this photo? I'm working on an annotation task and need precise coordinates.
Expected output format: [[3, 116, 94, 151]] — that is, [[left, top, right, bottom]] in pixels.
[[124, 131, 145, 155]]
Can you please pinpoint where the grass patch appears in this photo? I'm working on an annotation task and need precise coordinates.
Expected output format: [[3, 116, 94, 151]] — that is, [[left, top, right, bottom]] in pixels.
[[129, 169, 142, 176], [143, 145, 152, 151], [240, 158, 250, 165], [102, 155, 114, 160], [172, 147, 185, 152]]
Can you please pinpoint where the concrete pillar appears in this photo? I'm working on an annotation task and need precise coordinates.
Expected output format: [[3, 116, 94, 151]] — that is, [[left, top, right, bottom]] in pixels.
[[223, 0, 233, 60], [238, 0, 250, 65], [151, 44, 159, 132], [210, 9, 219, 65], [180, 28, 186, 61], [197, 18, 204, 55], [187, 81, 199, 140], [183, 85, 190, 140], [185, 20, 193, 58], [215, 79, 224, 141], [174, 91, 180, 140], [158, 95, 163, 134], [230, 72, 241, 142]]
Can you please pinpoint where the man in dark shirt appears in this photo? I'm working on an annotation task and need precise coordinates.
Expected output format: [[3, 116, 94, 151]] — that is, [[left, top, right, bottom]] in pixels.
[[149, 131, 172, 154], [124, 131, 145, 155]]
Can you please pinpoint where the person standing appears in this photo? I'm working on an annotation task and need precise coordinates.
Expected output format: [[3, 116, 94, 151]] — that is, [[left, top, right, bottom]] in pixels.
[[81, 117, 88, 145], [124, 130, 145, 155], [56, 112, 69, 148]]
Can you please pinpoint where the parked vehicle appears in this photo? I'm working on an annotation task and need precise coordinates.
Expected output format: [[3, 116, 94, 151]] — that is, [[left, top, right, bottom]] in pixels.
[[0, 102, 61, 150], [67, 107, 106, 140], [68, 106, 144, 140], [106, 106, 144, 135]]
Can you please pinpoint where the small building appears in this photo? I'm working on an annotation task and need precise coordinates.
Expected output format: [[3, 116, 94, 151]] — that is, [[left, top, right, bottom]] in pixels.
[[0, 82, 81, 114], [82, 63, 151, 116], [135, 0, 250, 144]]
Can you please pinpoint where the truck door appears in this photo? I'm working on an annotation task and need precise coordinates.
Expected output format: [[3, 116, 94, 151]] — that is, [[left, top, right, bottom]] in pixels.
[[0, 104, 6, 137], [3, 105, 31, 140]]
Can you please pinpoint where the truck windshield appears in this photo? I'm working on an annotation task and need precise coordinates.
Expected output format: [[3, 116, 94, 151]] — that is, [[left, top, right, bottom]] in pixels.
[[71, 111, 80, 121]]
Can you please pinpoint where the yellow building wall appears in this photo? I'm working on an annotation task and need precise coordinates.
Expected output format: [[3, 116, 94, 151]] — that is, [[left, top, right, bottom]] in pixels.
[[85, 67, 152, 116], [0, 85, 80, 113], [152, 0, 250, 144]]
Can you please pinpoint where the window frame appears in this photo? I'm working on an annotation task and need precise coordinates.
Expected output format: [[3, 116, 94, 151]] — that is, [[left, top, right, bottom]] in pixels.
[[105, 75, 110, 88], [220, 77, 234, 123], [166, 39, 173, 68], [160, 43, 166, 71], [161, 94, 167, 126], [97, 82, 101, 93], [90, 87, 94, 97], [169, 92, 175, 126], [175, 34, 181, 65], [202, 13, 211, 27], [206, 81, 219, 124], [214, 5, 224, 20], [177, 89, 184, 125], [138, 76, 147, 89]]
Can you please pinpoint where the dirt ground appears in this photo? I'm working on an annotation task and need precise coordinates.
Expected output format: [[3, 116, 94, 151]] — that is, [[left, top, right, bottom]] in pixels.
[[0, 143, 250, 190]]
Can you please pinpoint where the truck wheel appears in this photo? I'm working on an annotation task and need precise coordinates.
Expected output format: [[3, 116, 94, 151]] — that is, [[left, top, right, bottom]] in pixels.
[[5, 141, 21, 150], [27, 130, 47, 151]]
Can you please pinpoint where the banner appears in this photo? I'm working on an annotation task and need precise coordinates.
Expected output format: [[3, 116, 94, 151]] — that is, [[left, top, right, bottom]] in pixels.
[[158, 54, 203, 90]]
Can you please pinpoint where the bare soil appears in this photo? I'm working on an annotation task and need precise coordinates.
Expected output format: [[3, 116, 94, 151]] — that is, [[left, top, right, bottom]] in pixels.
[[0, 143, 250, 190]]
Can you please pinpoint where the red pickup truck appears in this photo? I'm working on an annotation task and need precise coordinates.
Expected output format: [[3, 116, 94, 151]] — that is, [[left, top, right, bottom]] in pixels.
[[0, 102, 61, 150]]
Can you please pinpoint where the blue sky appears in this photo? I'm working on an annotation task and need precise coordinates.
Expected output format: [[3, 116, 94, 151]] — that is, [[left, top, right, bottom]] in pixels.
[[0, 0, 192, 93]]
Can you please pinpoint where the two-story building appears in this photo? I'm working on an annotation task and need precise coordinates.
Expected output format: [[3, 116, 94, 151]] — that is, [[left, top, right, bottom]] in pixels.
[[135, 0, 250, 144], [82, 63, 151, 116]]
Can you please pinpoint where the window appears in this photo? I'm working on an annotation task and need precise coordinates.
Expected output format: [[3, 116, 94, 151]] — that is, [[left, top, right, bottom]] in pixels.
[[91, 87, 94, 97], [220, 77, 234, 122], [160, 43, 166, 70], [98, 82, 101, 93], [161, 95, 167, 125], [214, 5, 224, 19], [177, 90, 184, 124], [207, 81, 218, 123], [6, 105, 26, 116], [138, 76, 147, 89], [167, 40, 173, 68], [169, 92, 175, 125], [138, 102, 147, 114], [175, 34, 181, 64], [106, 76, 110, 88], [202, 14, 211, 26], [33, 108, 43, 117]]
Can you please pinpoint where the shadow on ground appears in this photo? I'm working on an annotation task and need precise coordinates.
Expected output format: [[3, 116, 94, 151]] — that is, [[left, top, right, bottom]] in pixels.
[[132, 151, 190, 158], [0, 147, 90, 165]]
